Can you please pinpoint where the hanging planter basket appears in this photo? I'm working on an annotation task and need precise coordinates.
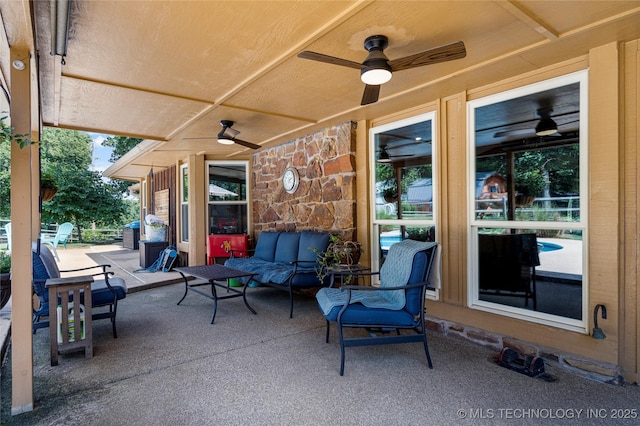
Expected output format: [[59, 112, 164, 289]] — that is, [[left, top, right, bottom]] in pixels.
[[41, 186, 58, 202], [515, 195, 536, 207]]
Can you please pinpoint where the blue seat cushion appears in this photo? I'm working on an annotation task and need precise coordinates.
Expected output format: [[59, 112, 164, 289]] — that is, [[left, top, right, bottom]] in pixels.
[[65, 279, 127, 307], [322, 302, 418, 327], [89, 279, 127, 306], [297, 231, 330, 263], [254, 232, 281, 262], [274, 232, 301, 264], [289, 268, 322, 287]]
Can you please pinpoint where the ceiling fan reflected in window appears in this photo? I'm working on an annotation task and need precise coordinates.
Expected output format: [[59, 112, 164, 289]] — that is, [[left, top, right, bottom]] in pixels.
[[534, 108, 558, 136], [493, 109, 578, 139], [298, 35, 466, 105], [377, 137, 432, 163]]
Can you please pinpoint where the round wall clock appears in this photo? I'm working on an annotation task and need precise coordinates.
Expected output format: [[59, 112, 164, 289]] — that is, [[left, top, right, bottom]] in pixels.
[[282, 167, 300, 194]]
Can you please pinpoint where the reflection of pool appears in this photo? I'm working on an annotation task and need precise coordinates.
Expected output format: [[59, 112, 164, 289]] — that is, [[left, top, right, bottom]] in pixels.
[[538, 242, 563, 252], [380, 232, 403, 250]]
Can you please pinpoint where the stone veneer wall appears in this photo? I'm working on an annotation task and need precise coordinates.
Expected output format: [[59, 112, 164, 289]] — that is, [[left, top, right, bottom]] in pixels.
[[251, 121, 357, 240]]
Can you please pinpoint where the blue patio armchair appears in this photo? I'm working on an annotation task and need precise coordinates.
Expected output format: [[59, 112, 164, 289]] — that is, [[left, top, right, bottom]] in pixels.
[[32, 243, 128, 338], [41, 222, 74, 261], [316, 240, 438, 376]]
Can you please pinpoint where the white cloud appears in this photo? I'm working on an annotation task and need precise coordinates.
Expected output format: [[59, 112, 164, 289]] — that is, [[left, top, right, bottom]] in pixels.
[[86, 132, 111, 147], [86, 132, 115, 173]]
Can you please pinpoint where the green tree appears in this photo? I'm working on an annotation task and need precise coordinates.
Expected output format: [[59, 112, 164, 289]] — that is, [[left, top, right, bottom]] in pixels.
[[476, 145, 579, 197], [40, 128, 125, 241], [102, 136, 143, 194], [102, 136, 143, 163]]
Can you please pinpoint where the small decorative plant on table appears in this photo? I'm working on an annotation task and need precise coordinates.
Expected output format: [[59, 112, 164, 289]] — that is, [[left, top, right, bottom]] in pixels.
[[312, 234, 363, 284]]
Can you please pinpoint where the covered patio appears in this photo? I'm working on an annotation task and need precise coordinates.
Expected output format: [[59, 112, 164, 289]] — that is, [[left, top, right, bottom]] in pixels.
[[3, 0, 640, 417], [2, 246, 639, 424]]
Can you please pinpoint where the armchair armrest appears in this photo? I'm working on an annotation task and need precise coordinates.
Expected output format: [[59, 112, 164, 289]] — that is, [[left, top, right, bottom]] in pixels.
[[61, 264, 111, 274], [229, 248, 254, 258], [339, 280, 432, 305], [291, 260, 318, 275], [291, 260, 317, 265], [340, 280, 430, 292], [61, 265, 116, 289]]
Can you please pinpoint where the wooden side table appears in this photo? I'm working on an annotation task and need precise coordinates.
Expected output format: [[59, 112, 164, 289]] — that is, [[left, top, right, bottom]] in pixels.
[[46, 276, 94, 366]]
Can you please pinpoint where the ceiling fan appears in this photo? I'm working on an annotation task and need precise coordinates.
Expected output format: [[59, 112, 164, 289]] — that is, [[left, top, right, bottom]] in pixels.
[[493, 109, 578, 139], [183, 120, 260, 149], [298, 35, 466, 105], [216, 120, 260, 149]]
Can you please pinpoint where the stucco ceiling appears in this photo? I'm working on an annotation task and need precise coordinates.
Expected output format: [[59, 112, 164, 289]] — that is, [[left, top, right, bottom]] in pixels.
[[12, 1, 640, 180]]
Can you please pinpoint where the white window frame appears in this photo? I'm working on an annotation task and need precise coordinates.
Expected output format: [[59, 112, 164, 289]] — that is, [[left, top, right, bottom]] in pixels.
[[466, 70, 589, 333], [180, 164, 189, 243], [205, 160, 250, 235], [369, 111, 439, 299], [141, 178, 147, 237]]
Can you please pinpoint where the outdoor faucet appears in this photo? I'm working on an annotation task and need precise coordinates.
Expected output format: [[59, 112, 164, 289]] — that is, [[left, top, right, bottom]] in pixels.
[[592, 304, 607, 339]]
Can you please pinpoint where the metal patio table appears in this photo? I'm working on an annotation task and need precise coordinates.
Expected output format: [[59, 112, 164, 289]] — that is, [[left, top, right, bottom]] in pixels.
[[175, 264, 256, 323]]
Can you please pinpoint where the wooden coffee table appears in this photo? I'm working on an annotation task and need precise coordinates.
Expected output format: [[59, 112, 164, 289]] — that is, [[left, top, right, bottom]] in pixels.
[[175, 264, 256, 323]]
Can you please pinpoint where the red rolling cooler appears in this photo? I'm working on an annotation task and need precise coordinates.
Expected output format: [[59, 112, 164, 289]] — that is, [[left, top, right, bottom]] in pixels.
[[207, 234, 250, 265]]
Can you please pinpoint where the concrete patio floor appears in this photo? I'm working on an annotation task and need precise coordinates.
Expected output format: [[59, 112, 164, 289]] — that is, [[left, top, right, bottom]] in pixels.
[[1, 245, 639, 425]]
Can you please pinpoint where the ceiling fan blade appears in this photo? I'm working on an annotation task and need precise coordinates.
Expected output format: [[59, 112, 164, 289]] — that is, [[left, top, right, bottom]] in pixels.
[[361, 84, 380, 105], [297, 51, 362, 70], [493, 128, 533, 138], [389, 41, 466, 71], [233, 138, 261, 150]]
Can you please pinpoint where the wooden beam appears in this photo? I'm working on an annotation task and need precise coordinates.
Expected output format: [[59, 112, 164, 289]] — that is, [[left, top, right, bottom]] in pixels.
[[497, 1, 559, 41]]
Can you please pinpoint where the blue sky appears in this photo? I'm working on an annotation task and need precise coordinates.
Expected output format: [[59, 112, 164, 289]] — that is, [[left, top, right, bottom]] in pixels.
[[86, 132, 114, 173]]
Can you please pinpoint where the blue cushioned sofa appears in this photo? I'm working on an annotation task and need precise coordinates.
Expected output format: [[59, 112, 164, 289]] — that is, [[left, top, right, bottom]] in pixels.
[[225, 230, 331, 317]]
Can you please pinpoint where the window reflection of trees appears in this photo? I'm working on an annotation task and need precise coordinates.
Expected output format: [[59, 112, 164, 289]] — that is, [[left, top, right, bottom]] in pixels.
[[471, 73, 586, 325]]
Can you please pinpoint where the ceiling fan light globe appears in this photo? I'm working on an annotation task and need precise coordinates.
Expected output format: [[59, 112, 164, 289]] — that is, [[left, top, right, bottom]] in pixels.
[[535, 117, 558, 136], [377, 149, 391, 163], [217, 138, 235, 145], [361, 68, 392, 85]]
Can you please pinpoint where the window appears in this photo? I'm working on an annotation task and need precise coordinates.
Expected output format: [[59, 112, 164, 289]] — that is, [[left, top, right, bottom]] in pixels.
[[180, 164, 189, 243], [141, 178, 147, 235], [468, 71, 588, 331], [207, 161, 249, 235], [370, 112, 437, 281]]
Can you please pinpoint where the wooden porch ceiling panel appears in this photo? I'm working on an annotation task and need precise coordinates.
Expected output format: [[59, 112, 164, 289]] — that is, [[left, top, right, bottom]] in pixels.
[[60, 1, 356, 102], [518, 1, 640, 35], [222, 1, 545, 122], [171, 104, 312, 149], [53, 76, 211, 140], [23, 0, 640, 180]]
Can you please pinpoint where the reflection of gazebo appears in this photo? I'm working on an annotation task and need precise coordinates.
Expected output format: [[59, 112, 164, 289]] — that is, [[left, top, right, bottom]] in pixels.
[[476, 172, 506, 198], [209, 184, 237, 197], [476, 172, 508, 217]]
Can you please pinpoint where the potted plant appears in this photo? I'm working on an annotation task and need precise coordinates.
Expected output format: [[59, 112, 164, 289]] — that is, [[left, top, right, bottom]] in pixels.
[[312, 234, 363, 283], [40, 173, 59, 202], [0, 250, 10, 309]]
